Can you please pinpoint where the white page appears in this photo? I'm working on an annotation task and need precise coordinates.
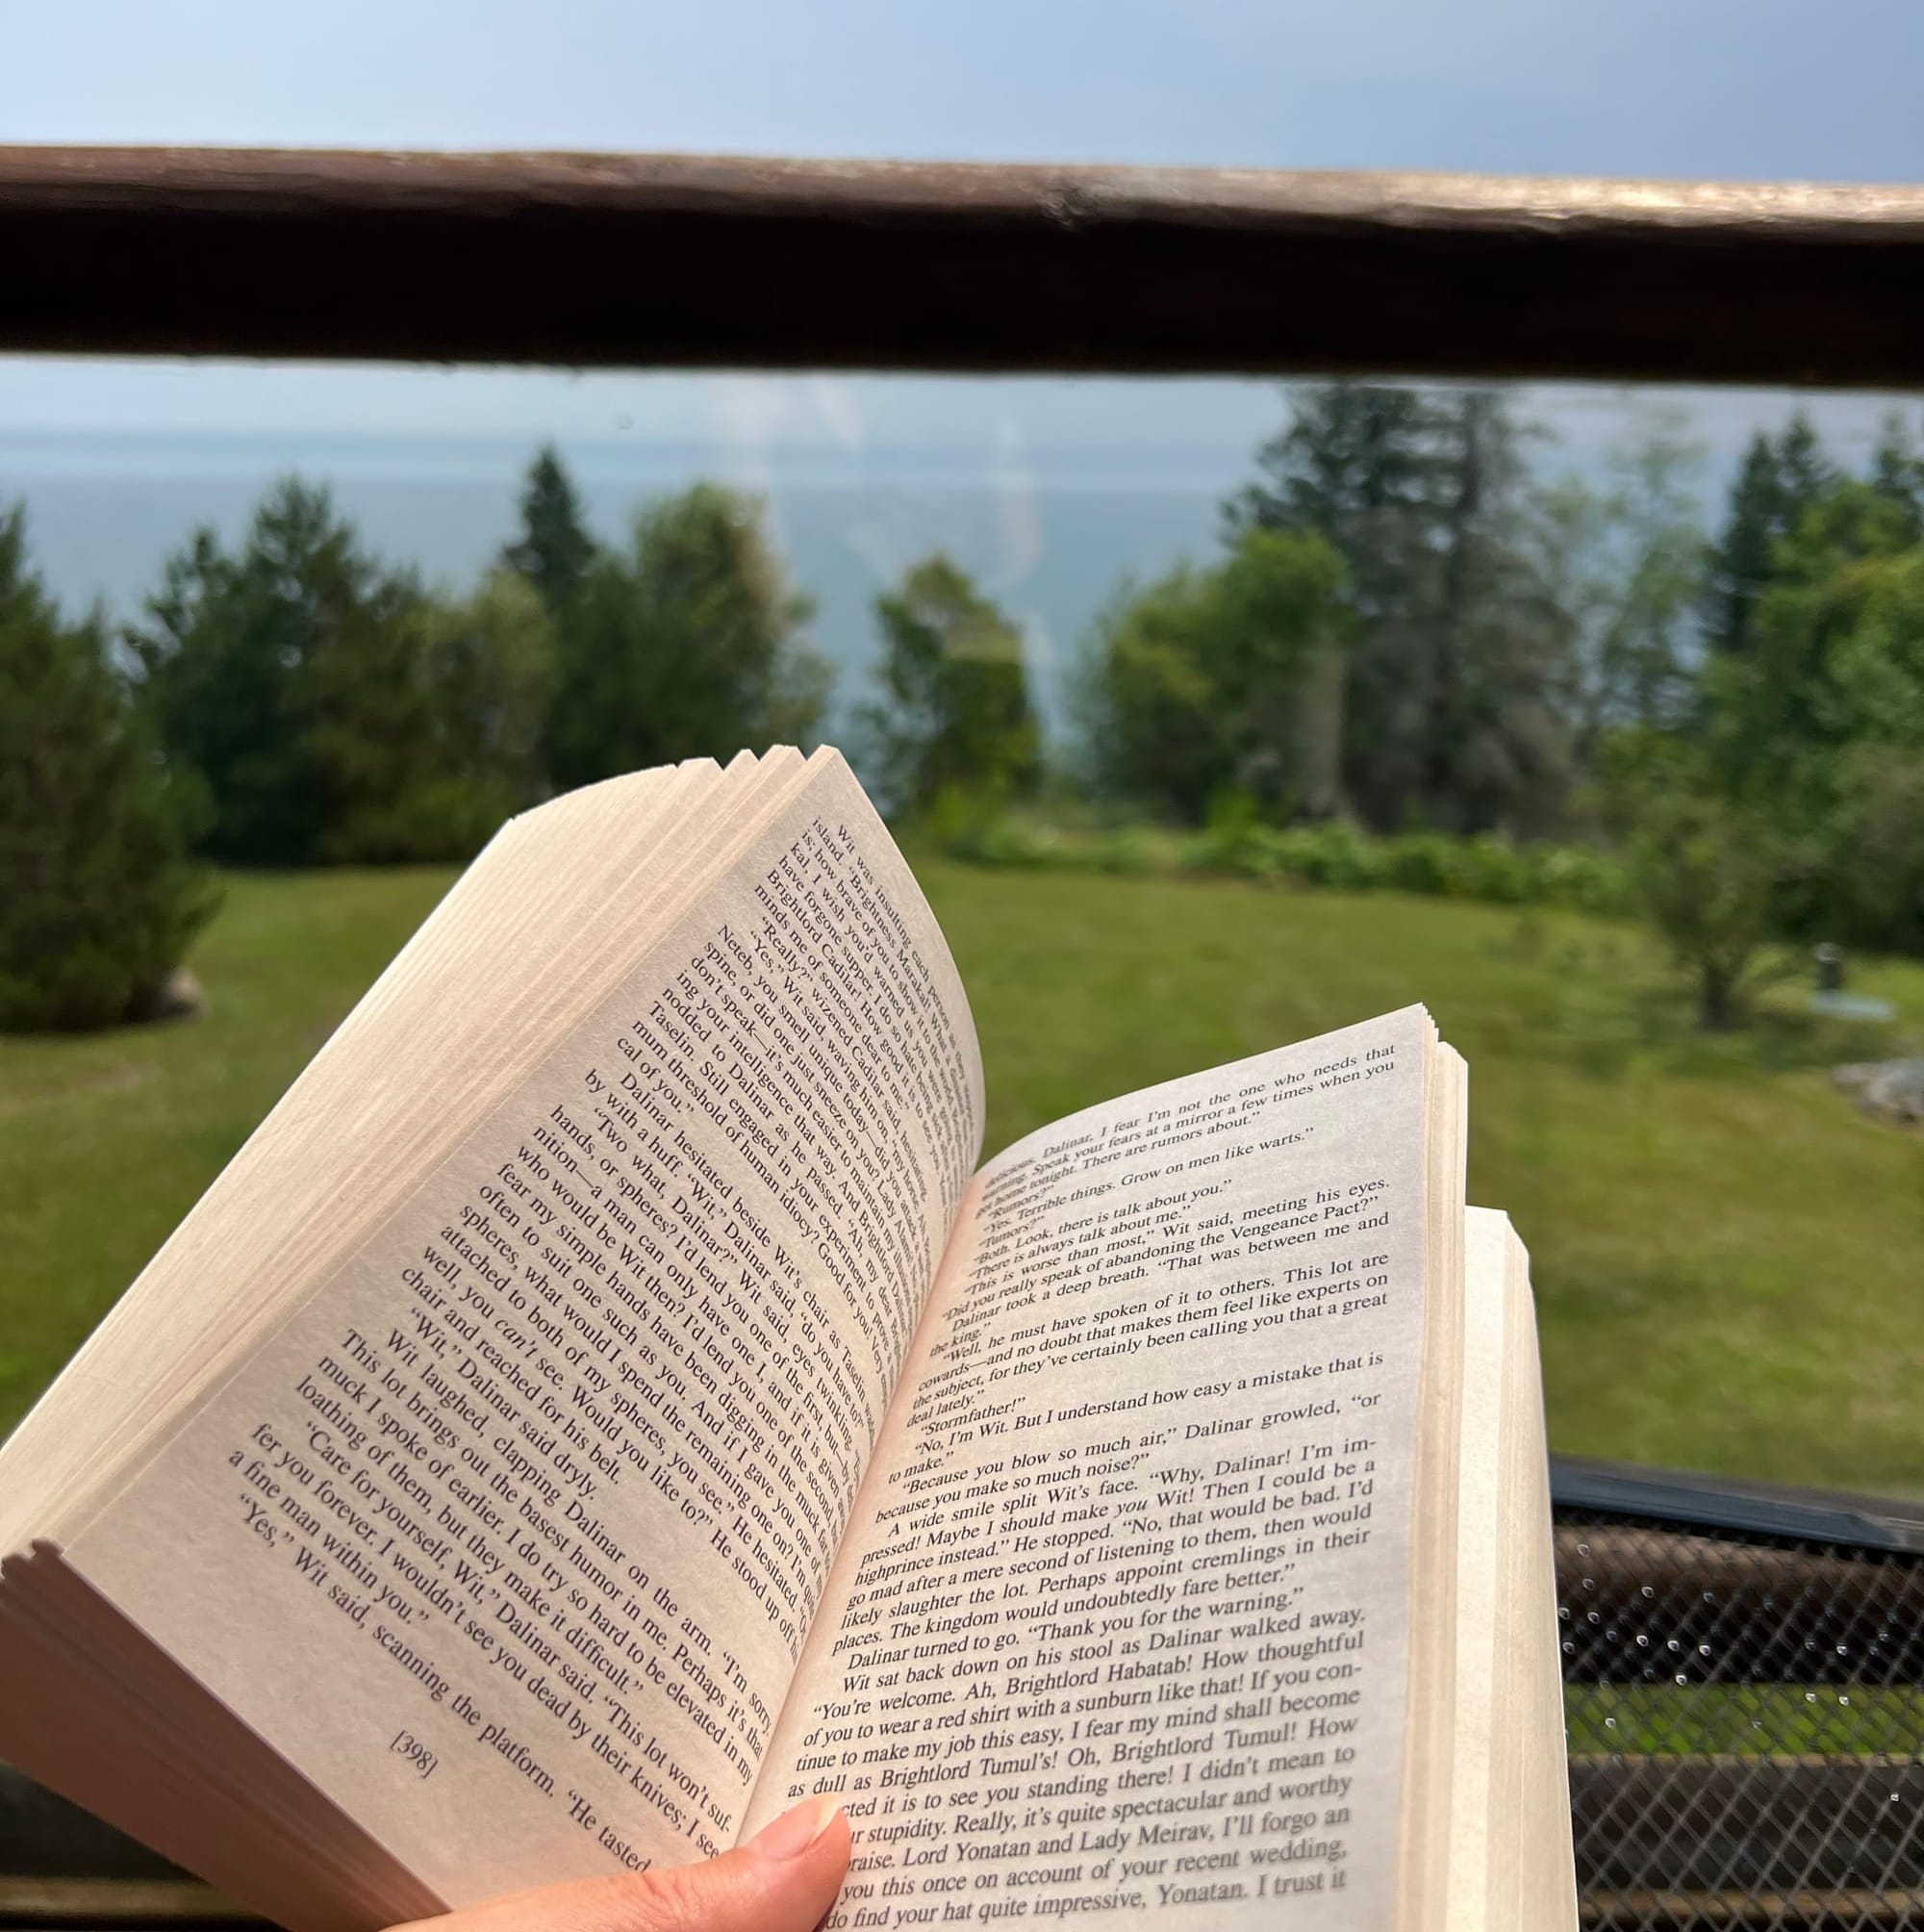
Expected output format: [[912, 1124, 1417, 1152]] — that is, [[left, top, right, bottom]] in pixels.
[[754, 1007, 1440, 1930], [60, 761, 984, 1906]]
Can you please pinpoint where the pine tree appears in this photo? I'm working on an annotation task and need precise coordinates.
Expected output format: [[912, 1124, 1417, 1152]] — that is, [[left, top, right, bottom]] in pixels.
[[125, 478, 533, 865], [1229, 383, 1441, 823], [1420, 391, 1584, 835], [1776, 410, 1835, 509], [0, 506, 217, 1031], [1702, 412, 1834, 657], [1866, 410, 1924, 538], [1231, 381, 1439, 626], [1702, 434, 1781, 658], [1229, 382, 1573, 833], [503, 445, 596, 616], [132, 479, 444, 864], [316, 569, 555, 863]]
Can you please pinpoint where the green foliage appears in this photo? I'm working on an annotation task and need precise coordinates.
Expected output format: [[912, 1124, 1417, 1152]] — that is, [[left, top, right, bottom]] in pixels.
[[1866, 410, 1924, 537], [919, 794, 1633, 915], [1606, 742, 1785, 1031], [1700, 411, 1836, 658], [1566, 1683, 1924, 1757], [1231, 382, 1577, 835], [322, 570, 556, 863], [131, 479, 421, 864], [20, 395, 1924, 1005], [1077, 523, 1350, 822], [1220, 823, 1630, 911], [0, 508, 217, 1032], [1819, 750, 1924, 959], [1231, 382, 1437, 618], [502, 445, 596, 617], [1700, 484, 1924, 953], [134, 479, 550, 866], [1211, 390, 1924, 982], [856, 555, 1040, 817], [544, 483, 830, 788]]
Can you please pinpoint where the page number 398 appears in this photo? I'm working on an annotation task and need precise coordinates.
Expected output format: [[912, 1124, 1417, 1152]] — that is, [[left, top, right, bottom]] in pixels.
[[389, 1730, 438, 1779]]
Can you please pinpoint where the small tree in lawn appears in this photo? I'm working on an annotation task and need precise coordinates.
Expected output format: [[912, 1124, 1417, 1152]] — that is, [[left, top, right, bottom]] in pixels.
[[1612, 743, 1784, 1032], [0, 506, 217, 1032]]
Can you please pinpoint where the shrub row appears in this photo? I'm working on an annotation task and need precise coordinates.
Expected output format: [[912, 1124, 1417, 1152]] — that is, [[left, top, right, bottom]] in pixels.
[[924, 797, 1633, 915]]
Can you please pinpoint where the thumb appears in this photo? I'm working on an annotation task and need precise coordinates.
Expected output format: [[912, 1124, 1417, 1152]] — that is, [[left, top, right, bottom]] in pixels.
[[399, 1796, 850, 1932]]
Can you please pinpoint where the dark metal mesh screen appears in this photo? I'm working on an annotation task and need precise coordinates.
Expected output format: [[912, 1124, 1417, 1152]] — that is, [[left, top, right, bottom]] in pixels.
[[1554, 1500, 1924, 1932], [6, 1472, 1920, 1930]]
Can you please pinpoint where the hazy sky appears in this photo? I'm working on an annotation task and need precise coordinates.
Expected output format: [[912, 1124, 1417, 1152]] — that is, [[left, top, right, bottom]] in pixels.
[[8, 0, 1922, 178], [2, 0, 1920, 455]]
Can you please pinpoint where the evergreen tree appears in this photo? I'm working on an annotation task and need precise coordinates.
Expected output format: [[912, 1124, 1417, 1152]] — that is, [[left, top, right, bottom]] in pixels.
[[132, 478, 421, 865], [1776, 410, 1835, 509], [1230, 383, 1439, 824], [544, 484, 830, 788], [502, 445, 596, 616], [1701, 411, 1834, 656], [0, 507, 216, 1031], [1423, 390, 1502, 826], [131, 478, 529, 865], [1866, 410, 1924, 538], [1416, 392, 1582, 835], [1230, 382, 1440, 640], [1701, 434, 1780, 658], [1704, 477, 1924, 949], [1231, 382, 1573, 833], [413, 569, 556, 833], [855, 556, 1041, 816]]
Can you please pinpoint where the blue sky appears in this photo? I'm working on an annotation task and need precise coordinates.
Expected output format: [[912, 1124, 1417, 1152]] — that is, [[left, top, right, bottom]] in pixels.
[[7, 0, 1922, 179]]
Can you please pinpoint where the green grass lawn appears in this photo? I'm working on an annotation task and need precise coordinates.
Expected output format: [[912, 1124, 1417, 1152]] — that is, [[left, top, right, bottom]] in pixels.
[[1564, 1683, 1924, 1756], [1560, 1684, 1924, 1762], [3, 859, 1921, 1493]]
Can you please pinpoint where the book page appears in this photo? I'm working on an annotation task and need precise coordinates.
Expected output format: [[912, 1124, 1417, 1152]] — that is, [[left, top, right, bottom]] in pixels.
[[752, 1008, 1439, 1930], [58, 758, 984, 1907]]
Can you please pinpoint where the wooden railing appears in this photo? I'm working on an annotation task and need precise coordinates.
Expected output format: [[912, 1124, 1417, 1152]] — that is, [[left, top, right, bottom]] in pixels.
[[3, 147, 1924, 385]]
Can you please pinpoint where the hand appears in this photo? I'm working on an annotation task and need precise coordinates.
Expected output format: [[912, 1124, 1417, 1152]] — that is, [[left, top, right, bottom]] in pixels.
[[392, 1796, 849, 1932]]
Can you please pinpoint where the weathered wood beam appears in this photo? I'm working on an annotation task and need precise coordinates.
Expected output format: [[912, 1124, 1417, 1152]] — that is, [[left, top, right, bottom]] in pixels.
[[3, 148, 1924, 385]]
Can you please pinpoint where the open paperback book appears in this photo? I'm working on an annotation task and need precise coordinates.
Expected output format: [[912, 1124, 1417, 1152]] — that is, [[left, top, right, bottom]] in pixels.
[[0, 747, 1576, 1931]]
